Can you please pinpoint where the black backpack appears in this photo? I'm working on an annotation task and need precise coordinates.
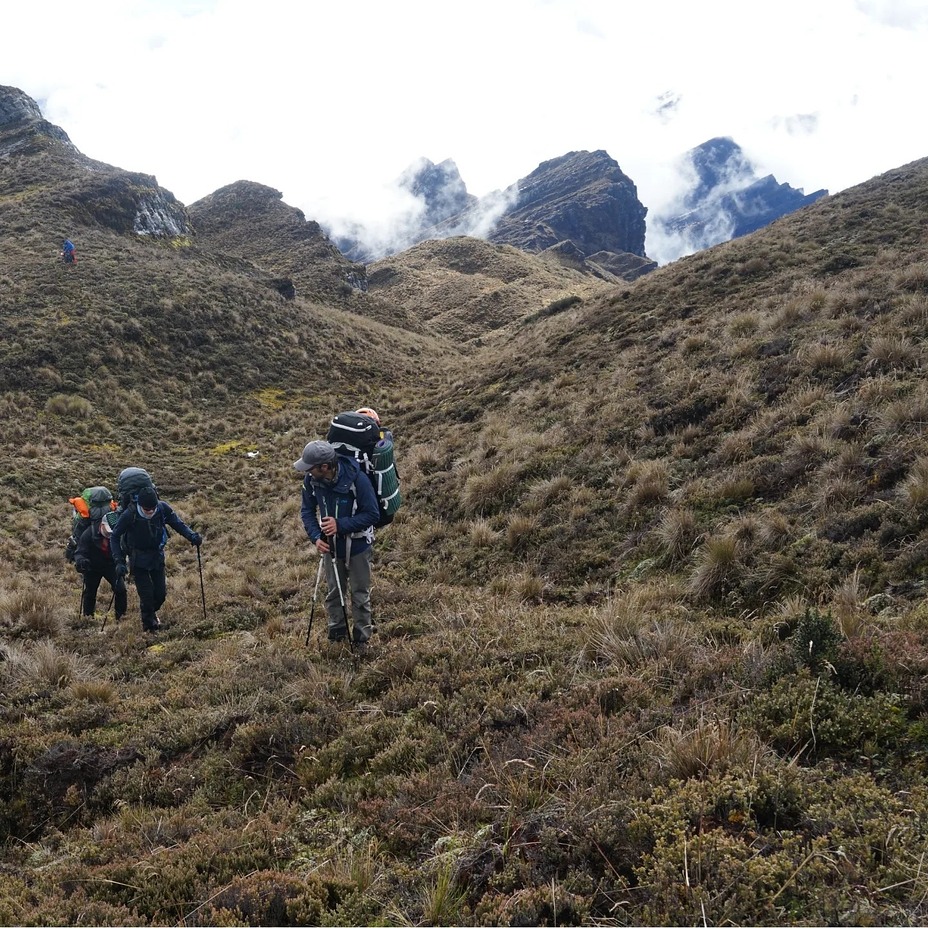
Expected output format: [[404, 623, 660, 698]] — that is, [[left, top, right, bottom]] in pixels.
[[116, 467, 156, 512], [327, 412, 402, 527]]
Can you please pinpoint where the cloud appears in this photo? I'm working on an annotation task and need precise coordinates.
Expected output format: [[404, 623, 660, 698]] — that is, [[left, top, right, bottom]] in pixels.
[[2, 0, 926, 265]]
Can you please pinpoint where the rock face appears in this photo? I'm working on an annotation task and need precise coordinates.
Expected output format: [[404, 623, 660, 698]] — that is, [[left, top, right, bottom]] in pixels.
[[400, 157, 476, 230], [488, 150, 648, 258], [0, 83, 77, 156], [653, 137, 828, 257], [0, 84, 192, 238], [335, 149, 656, 281], [0, 84, 44, 125]]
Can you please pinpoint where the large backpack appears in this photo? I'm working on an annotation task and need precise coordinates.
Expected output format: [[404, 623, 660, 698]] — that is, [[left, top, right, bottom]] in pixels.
[[65, 486, 116, 562], [327, 411, 402, 527], [116, 467, 156, 512]]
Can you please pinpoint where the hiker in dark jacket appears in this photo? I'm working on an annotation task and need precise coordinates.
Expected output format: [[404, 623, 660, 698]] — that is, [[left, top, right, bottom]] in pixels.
[[74, 511, 127, 621], [110, 486, 201, 633], [296, 440, 379, 652]]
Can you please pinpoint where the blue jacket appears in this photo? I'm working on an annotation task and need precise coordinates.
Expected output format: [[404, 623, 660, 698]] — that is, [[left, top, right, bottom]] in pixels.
[[301, 456, 379, 559], [111, 501, 197, 571]]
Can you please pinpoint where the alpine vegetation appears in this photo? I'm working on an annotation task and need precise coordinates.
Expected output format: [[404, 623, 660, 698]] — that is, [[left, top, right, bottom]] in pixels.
[[4, 81, 928, 925]]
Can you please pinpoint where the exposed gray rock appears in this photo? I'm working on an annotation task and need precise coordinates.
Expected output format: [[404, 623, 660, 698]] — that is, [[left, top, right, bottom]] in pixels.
[[0, 84, 76, 156], [134, 192, 192, 236], [0, 84, 43, 125], [653, 137, 828, 257], [400, 157, 476, 230], [488, 150, 649, 259]]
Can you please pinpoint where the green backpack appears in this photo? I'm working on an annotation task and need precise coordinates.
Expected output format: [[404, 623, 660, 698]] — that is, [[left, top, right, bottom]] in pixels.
[[65, 486, 116, 562]]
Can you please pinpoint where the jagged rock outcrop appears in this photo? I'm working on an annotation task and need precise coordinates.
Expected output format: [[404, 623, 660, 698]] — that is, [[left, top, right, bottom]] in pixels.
[[653, 137, 828, 257], [334, 157, 478, 264], [0, 84, 192, 238], [400, 157, 476, 230], [335, 149, 656, 282], [188, 180, 368, 303], [0, 84, 76, 156], [487, 150, 649, 259]]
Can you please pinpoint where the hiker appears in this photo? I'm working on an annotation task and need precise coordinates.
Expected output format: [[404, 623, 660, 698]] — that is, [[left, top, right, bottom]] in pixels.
[[296, 439, 379, 653], [61, 239, 76, 265], [110, 486, 202, 633], [74, 511, 127, 622]]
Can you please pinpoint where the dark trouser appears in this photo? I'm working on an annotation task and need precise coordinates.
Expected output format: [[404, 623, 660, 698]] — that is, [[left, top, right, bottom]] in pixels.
[[324, 547, 373, 643], [82, 566, 127, 618], [133, 563, 167, 630]]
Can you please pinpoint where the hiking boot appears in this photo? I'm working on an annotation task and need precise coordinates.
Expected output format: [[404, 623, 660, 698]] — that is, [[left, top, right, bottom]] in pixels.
[[353, 640, 372, 657]]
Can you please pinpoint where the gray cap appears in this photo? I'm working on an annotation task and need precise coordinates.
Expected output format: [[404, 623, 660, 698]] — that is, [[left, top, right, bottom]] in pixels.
[[294, 440, 337, 473]]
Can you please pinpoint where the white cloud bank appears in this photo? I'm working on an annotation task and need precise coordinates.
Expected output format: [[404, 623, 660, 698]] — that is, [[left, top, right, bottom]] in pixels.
[[2, 0, 926, 262]]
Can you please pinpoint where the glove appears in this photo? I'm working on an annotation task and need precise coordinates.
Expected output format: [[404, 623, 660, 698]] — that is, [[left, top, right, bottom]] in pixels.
[[190, 532, 202, 547], [115, 563, 128, 580], [74, 557, 88, 573]]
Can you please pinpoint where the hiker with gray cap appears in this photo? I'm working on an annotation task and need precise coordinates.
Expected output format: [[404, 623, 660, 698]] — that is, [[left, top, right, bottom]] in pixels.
[[295, 439, 380, 654]]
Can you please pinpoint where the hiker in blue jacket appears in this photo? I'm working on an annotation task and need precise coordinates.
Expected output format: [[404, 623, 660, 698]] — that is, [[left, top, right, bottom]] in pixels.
[[296, 440, 379, 652], [110, 486, 201, 633]]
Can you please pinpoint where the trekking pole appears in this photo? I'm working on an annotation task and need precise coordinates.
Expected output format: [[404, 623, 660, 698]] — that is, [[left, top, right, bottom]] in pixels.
[[305, 554, 324, 646], [323, 499, 352, 648], [196, 545, 207, 622], [327, 547, 351, 648], [77, 574, 86, 622], [100, 589, 116, 633]]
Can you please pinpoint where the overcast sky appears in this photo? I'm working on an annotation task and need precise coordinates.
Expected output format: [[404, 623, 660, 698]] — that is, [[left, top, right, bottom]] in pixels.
[[3, 0, 927, 263]]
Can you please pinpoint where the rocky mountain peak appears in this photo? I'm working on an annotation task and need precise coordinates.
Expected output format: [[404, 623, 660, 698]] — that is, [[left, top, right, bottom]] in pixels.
[[0, 84, 43, 125], [0, 83, 76, 155], [399, 157, 476, 229], [488, 149, 649, 261], [188, 179, 367, 302], [683, 136, 755, 207], [652, 136, 828, 258]]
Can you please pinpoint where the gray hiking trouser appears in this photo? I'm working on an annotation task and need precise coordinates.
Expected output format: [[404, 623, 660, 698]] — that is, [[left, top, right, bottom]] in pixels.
[[324, 546, 372, 643]]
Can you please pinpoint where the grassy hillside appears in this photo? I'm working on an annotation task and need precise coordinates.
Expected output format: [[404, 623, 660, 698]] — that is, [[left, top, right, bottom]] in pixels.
[[3, 102, 928, 925], [367, 236, 615, 342]]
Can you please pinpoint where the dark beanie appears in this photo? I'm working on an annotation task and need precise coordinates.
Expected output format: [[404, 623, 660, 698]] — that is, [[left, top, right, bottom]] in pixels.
[[137, 487, 158, 508]]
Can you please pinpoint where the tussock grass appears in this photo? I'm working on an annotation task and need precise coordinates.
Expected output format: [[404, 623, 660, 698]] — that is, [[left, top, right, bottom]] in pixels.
[[687, 534, 740, 601], [4, 640, 94, 688], [461, 461, 523, 514], [654, 507, 698, 564], [0, 587, 62, 638], [829, 567, 869, 638], [900, 455, 928, 507], [4, 126, 928, 925], [587, 582, 695, 674], [652, 717, 768, 780]]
